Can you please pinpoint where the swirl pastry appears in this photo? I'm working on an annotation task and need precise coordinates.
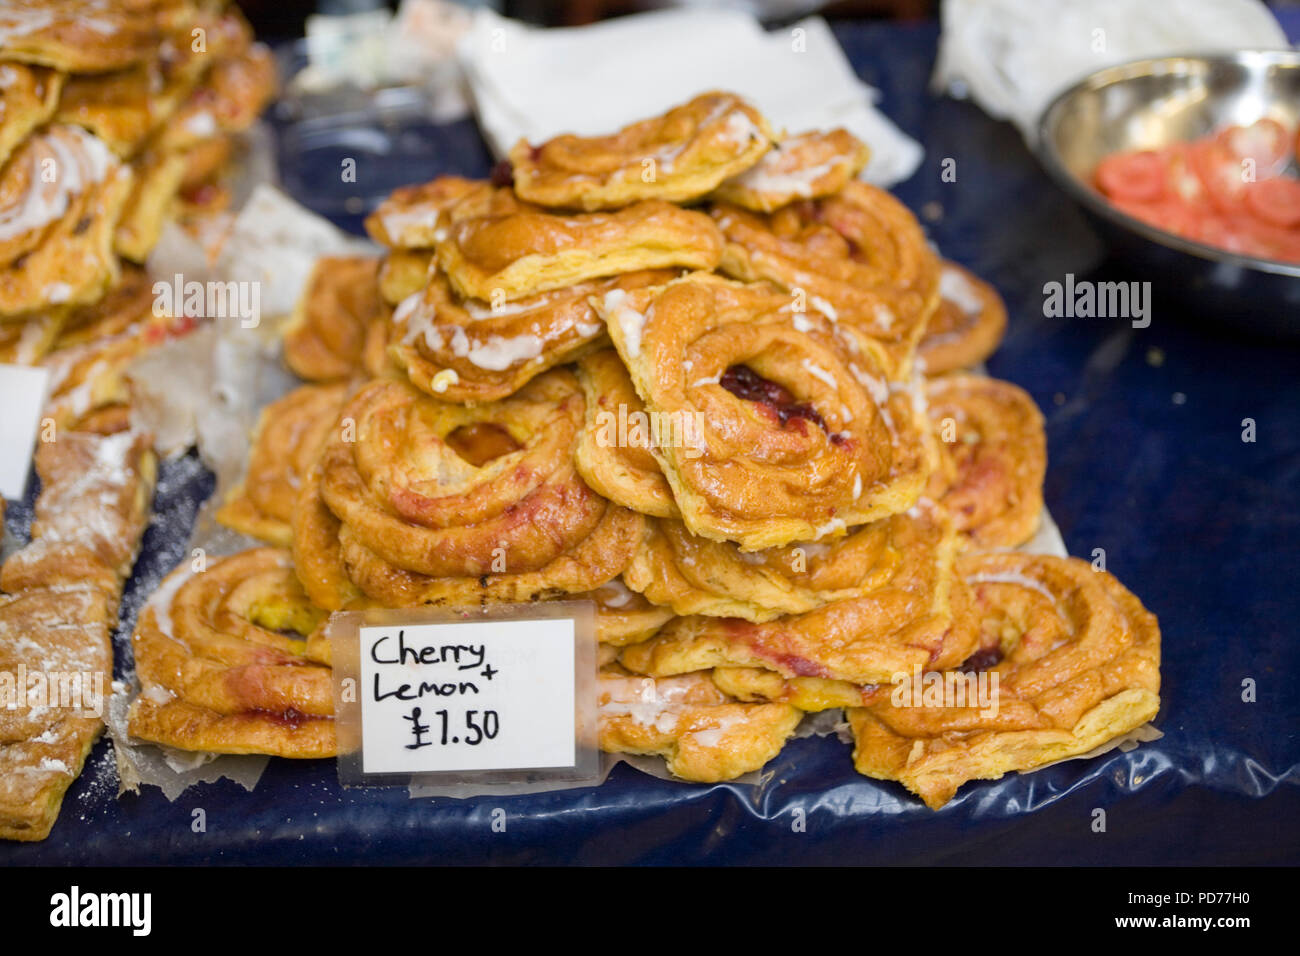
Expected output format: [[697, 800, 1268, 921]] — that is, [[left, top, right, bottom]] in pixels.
[[712, 181, 940, 380], [378, 249, 435, 307], [711, 128, 871, 213], [0, 125, 132, 318], [294, 373, 643, 609], [625, 508, 955, 624], [584, 577, 675, 647], [598, 670, 801, 782], [619, 508, 975, 686], [217, 382, 350, 548], [390, 269, 671, 404], [917, 262, 1008, 376], [0, 0, 177, 73], [598, 272, 931, 550], [364, 176, 492, 250], [153, 43, 277, 155], [437, 199, 721, 302], [925, 374, 1046, 551], [0, 431, 156, 603], [709, 666, 881, 713], [0, 64, 63, 168], [574, 347, 680, 519], [510, 91, 774, 211], [848, 552, 1161, 809], [283, 255, 390, 383], [127, 548, 337, 759]]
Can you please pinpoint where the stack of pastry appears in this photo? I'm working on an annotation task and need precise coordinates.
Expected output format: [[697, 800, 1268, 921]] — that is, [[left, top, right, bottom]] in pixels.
[[133, 91, 1159, 809], [0, 0, 275, 430]]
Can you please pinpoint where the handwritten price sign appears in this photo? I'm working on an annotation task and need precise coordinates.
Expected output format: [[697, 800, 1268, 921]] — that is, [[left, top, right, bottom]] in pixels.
[[357, 618, 577, 775]]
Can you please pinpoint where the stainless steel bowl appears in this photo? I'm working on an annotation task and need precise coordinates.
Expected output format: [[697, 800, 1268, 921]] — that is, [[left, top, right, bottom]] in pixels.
[[1037, 50, 1300, 335]]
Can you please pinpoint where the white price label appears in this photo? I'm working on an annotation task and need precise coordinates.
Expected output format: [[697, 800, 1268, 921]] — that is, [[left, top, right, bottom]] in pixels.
[[357, 617, 577, 775], [0, 364, 50, 500]]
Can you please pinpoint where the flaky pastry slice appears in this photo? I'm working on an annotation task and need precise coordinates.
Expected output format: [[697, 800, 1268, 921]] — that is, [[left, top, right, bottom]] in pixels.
[[510, 91, 775, 211]]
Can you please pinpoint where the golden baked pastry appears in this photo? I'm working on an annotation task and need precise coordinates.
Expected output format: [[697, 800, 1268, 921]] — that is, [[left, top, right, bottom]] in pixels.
[[711, 128, 871, 213], [51, 262, 154, 348], [0, 0, 179, 73], [584, 577, 675, 647], [0, 586, 113, 841], [113, 148, 187, 261], [598, 272, 930, 550], [712, 180, 940, 380], [710, 666, 881, 712], [153, 43, 276, 154], [917, 261, 1008, 375], [42, 304, 197, 434], [598, 669, 801, 782], [625, 508, 952, 623], [0, 311, 66, 365], [0, 64, 63, 167], [0, 125, 132, 318], [390, 269, 671, 404], [294, 373, 643, 609], [128, 547, 337, 759], [437, 199, 721, 302], [0, 431, 156, 602], [364, 175, 492, 250], [848, 553, 1161, 808], [217, 382, 350, 547], [378, 249, 435, 306], [925, 374, 1046, 551], [510, 91, 775, 211], [618, 505, 976, 686], [574, 347, 680, 519], [283, 255, 389, 382]]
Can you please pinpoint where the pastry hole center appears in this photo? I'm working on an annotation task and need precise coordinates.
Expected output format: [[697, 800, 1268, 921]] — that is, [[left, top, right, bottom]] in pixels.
[[445, 422, 522, 467]]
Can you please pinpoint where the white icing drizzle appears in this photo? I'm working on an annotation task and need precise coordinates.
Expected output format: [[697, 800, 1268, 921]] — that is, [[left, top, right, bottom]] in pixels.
[[599, 289, 648, 358], [800, 359, 837, 390], [0, 126, 116, 242]]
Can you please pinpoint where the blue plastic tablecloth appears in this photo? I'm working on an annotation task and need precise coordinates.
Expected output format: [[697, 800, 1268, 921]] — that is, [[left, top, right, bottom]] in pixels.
[[4, 18, 1298, 866]]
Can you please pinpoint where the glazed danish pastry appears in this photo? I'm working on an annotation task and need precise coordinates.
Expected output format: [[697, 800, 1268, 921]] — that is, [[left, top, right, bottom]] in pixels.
[[128, 548, 337, 759], [113, 149, 187, 261], [848, 553, 1161, 808], [618, 505, 975, 686], [217, 382, 351, 548], [294, 373, 643, 609], [437, 199, 721, 302], [925, 374, 1046, 551], [598, 669, 801, 782], [378, 249, 435, 307], [574, 347, 680, 519], [364, 176, 493, 250], [510, 91, 775, 211], [712, 181, 940, 379], [597, 272, 931, 550], [283, 255, 389, 383], [0, 0, 174, 73], [917, 262, 1008, 375], [0, 64, 63, 167], [584, 577, 676, 647], [625, 508, 952, 623], [390, 270, 671, 404], [0, 125, 132, 318], [710, 128, 871, 213]]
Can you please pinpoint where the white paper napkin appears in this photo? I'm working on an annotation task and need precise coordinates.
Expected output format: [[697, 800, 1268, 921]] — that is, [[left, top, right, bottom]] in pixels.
[[458, 7, 924, 187], [934, 0, 1290, 138]]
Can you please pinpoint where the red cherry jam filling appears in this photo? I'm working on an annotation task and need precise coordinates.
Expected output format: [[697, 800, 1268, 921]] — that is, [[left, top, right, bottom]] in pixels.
[[721, 364, 829, 435]]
